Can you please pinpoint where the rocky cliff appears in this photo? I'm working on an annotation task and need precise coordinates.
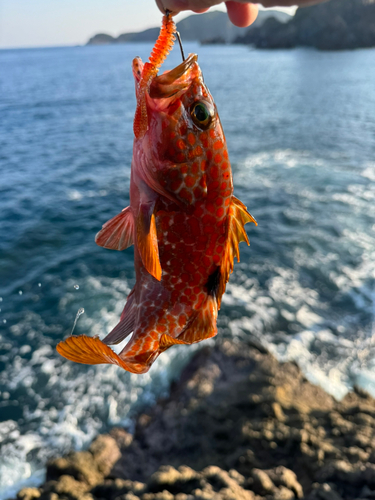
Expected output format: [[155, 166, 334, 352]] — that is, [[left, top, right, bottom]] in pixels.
[[87, 10, 290, 45], [12, 340, 375, 500], [234, 0, 375, 50]]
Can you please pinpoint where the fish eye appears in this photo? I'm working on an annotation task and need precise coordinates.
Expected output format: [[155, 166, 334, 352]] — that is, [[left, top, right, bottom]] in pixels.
[[190, 101, 215, 130]]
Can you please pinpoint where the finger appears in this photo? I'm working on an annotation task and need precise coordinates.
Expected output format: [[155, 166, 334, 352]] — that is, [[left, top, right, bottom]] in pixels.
[[260, 0, 325, 5], [225, 1, 259, 28], [156, 0, 226, 14]]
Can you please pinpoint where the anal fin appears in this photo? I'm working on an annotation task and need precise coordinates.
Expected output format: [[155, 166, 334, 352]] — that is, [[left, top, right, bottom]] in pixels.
[[159, 333, 188, 352], [136, 203, 162, 281], [95, 206, 134, 251], [177, 295, 218, 345], [102, 289, 136, 345]]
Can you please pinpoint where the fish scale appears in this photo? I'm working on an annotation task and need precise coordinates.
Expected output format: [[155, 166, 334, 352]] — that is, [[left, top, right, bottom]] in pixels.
[[56, 13, 257, 374]]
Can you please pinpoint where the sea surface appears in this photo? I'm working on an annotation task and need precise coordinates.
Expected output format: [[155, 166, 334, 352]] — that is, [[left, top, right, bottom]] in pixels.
[[0, 41, 374, 498]]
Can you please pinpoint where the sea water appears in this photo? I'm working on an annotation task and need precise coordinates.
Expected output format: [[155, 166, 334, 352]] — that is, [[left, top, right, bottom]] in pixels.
[[0, 42, 374, 497]]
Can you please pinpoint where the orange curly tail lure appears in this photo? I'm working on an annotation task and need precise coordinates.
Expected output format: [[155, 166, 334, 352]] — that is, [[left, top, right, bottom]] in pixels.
[[133, 14, 176, 139]]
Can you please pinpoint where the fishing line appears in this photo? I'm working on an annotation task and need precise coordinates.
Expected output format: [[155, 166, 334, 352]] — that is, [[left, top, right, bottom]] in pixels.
[[176, 31, 186, 61], [70, 308, 85, 336], [164, 8, 185, 61]]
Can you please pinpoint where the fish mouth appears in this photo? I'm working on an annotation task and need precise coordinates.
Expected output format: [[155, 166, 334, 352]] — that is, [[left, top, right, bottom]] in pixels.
[[149, 53, 199, 99]]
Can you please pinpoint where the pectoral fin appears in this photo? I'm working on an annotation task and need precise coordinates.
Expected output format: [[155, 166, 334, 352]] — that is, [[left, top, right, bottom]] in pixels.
[[136, 203, 162, 281], [95, 206, 134, 251], [218, 196, 257, 308]]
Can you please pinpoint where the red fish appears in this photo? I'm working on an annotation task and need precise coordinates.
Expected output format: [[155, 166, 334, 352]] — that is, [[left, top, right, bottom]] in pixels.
[[57, 14, 257, 374]]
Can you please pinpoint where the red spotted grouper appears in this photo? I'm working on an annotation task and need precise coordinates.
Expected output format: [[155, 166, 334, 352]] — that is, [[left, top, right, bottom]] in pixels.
[[57, 14, 257, 374]]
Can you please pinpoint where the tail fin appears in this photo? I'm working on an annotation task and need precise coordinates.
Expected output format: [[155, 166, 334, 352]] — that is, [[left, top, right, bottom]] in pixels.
[[56, 335, 147, 374]]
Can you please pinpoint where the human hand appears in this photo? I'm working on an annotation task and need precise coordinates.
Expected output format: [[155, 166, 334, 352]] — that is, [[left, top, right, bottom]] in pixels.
[[155, 0, 326, 28]]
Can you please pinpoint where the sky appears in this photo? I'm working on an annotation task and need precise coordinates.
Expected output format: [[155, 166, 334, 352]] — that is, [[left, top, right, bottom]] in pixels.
[[0, 0, 295, 49]]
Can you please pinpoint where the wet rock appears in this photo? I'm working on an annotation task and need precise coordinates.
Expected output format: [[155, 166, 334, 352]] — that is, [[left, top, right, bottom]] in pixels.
[[39, 494, 59, 500], [306, 482, 343, 500], [17, 488, 41, 500], [89, 434, 121, 476], [267, 467, 303, 498], [47, 451, 103, 486], [142, 492, 174, 500], [148, 465, 201, 495], [200, 466, 254, 500], [273, 486, 295, 500], [117, 494, 141, 500], [91, 478, 145, 499], [53, 475, 90, 499], [249, 468, 275, 495], [110, 428, 133, 449], [16, 340, 375, 500]]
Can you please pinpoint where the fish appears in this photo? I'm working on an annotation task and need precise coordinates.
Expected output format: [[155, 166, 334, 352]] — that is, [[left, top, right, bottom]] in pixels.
[[56, 13, 257, 374]]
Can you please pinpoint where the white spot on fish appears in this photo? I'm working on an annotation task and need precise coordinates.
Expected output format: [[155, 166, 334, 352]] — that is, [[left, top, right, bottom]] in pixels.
[[74, 285, 79, 290]]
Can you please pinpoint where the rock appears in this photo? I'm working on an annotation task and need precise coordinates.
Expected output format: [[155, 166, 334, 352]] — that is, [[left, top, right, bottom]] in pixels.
[[17, 488, 41, 500], [149, 466, 182, 490], [16, 340, 375, 500], [110, 428, 133, 449], [89, 434, 121, 476], [234, 0, 375, 51], [46, 451, 103, 486], [39, 494, 59, 500], [86, 33, 115, 45], [148, 465, 201, 494], [268, 466, 303, 498], [274, 486, 295, 500], [200, 466, 254, 500], [53, 475, 90, 499], [90, 478, 145, 499], [306, 482, 343, 500], [118, 494, 141, 500], [142, 491, 174, 500], [249, 468, 275, 495]]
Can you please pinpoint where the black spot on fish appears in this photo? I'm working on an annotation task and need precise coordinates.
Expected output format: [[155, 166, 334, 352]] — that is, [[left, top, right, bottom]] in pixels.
[[206, 267, 220, 298]]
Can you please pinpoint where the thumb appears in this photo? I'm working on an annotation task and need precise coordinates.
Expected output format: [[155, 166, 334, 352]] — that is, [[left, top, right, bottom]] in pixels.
[[225, 1, 259, 27]]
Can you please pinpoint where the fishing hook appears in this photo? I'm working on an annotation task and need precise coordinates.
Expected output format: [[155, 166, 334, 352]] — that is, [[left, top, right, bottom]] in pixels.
[[175, 31, 186, 62]]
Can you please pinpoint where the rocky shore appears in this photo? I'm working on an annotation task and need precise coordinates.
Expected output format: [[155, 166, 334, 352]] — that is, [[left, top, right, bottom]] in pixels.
[[234, 0, 375, 50], [13, 340, 375, 500]]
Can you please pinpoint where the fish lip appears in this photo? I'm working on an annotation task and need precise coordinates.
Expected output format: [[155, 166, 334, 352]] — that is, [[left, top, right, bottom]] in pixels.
[[149, 53, 199, 99]]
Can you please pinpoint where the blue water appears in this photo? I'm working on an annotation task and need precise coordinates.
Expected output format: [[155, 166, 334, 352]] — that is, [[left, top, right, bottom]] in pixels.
[[0, 42, 374, 497]]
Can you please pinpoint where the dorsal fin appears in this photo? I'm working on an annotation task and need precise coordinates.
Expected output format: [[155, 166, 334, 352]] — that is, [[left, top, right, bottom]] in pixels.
[[218, 196, 257, 308], [136, 203, 162, 281], [95, 206, 134, 251]]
